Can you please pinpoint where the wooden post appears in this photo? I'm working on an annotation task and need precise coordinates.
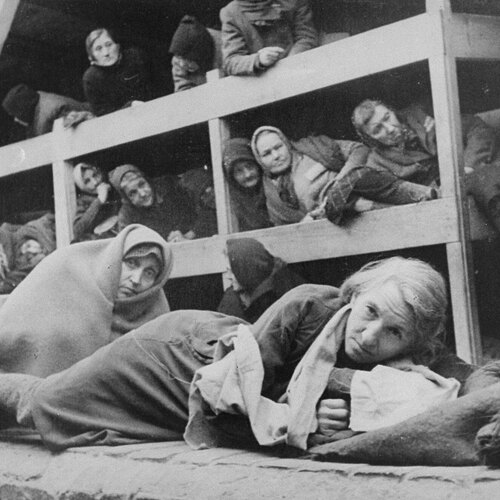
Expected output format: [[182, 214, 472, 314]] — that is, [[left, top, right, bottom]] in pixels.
[[427, 0, 481, 363], [51, 119, 76, 247], [0, 0, 20, 53], [207, 69, 238, 289]]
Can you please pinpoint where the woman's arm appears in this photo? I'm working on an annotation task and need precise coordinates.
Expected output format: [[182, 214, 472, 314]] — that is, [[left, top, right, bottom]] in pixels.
[[288, 0, 319, 55]]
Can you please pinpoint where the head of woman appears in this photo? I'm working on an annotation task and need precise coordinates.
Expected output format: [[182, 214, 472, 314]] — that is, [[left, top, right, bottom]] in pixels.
[[74, 162, 104, 195], [251, 127, 293, 177], [117, 243, 164, 299], [109, 164, 154, 208], [339, 257, 447, 366], [223, 138, 262, 190], [86, 28, 121, 67]]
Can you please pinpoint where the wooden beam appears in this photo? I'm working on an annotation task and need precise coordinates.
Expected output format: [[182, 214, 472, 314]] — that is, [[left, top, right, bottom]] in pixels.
[[428, 0, 481, 364], [0, 135, 54, 176], [169, 199, 460, 278], [451, 14, 500, 60], [0, 0, 20, 54], [51, 14, 434, 160]]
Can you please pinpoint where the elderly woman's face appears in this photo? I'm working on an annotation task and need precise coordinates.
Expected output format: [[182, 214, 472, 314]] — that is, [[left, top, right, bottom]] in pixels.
[[233, 160, 261, 189], [255, 132, 292, 176], [90, 32, 121, 67], [122, 176, 154, 208], [344, 281, 413, 364], [363, 104, 405, 147], [81, 167, 103, 194], [117, 254, 160, 299]]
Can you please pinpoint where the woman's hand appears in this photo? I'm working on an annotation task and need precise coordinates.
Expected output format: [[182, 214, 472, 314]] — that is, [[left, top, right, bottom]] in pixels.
[[257, 47, 285, 68], [97, 182, 111, 203], [317, 398, 350, 437]]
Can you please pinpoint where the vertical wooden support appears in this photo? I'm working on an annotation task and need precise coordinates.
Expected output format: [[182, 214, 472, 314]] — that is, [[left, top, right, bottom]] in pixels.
[[51, 119, 76, 247], [0, 0, 20, 53], [427, 0, 481, 363], [207, 69, 238, 289]]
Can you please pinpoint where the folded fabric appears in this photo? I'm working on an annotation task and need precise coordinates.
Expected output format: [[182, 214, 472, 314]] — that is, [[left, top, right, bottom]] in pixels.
[[350, 364, 460, 432]]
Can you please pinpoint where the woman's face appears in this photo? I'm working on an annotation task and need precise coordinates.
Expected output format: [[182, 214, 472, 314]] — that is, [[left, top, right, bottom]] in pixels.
[[175, 56, 200, 73], [255, 132, 292, 176], [344, 281, 414, 364], [81, 167, 103, 194], [233, 160, 261, 189], [20, 239, 45, 267], [226, 264, 243, 292], [122, 176, 154, 208], [90, 32, 121, 67], [117, 254, 161, 299]]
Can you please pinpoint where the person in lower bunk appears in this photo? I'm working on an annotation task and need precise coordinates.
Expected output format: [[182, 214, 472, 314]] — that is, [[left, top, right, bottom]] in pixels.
[[0, 212, 56, 294], [352, 98, 500, 231], [108, 164, 197, 242], [217, 237, 305, 322], [223, 137, 271, 231], [0, 224, 172, 380], [72, 161, 119, 242], [0, 256, 477, 458], [250, 125, 437, 225]]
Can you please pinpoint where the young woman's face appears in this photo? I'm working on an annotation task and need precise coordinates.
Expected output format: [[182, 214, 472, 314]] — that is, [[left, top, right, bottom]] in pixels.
[[122, 176, 154, 208], [117, 254, 161, 299], [232, 160, 261, 189], [90, 32, 121, 67], [344, 281, 414, 364], [81, 167, 103, 194], [255, 132, 292, 176]]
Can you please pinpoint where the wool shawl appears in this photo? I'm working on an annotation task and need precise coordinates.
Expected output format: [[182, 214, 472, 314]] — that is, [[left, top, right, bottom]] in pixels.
[[0, 224, 172, 377]]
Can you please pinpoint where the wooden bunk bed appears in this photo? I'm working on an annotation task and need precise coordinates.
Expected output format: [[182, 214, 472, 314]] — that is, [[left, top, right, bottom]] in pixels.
[[0, 0, 498, 363]]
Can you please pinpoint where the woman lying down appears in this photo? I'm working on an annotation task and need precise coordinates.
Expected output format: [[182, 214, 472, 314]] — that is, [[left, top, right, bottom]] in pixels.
[[0, 256, 496, 466]]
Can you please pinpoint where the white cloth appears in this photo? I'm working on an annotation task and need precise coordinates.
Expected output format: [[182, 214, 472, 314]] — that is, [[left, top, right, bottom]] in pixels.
[[350, 364, 460, 432], [184, 305, 351, 450]]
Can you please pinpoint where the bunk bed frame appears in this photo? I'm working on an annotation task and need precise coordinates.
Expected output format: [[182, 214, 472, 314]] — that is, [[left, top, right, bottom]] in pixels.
[[0, 0, 498, 363]]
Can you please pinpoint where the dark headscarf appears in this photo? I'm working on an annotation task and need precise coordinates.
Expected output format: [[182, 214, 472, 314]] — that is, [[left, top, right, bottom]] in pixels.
[[223, 138, 261, 188], [227, 238, 274, 292], [2, 84, 39, 124]]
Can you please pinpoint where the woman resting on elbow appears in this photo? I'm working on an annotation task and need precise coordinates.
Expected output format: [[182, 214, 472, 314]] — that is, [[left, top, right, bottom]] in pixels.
[[72, 162, 118, 242]]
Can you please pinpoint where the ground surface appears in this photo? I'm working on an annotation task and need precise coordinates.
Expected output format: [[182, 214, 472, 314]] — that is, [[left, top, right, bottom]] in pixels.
[[1, 434, 500, 499]]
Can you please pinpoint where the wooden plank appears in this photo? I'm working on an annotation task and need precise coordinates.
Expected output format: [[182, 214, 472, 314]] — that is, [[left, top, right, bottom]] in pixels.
[[51, 120, 76, 247], [428, 0, 481, 364], [168, 199, 460, 277], [0, 0, 20, 53], [451, 14, 500, 60], [0, 136, 54, 176], [51, 14, 434, 160]]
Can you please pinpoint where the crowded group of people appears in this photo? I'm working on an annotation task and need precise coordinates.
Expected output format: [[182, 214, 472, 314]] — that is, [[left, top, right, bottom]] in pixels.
[[1, 0, 500, 470]]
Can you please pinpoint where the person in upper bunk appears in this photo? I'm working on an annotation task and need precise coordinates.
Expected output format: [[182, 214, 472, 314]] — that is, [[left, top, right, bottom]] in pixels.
[[0, 256, 478, 457], [176, 167, 218, 239], [72, 162, 119, 242], [83, 28, 153, 116], [223, 137, 271, 231], [352, 98, 500, 231], [169, 15, 222, 92], [220, 0, 318, 76], [250, 125, 437, 226], [0, 212, 56, 294], [109, 163, 196, 242], [0, 224, 172, 379], [1, 84, 92, 139], [217, 237, 305, 322]]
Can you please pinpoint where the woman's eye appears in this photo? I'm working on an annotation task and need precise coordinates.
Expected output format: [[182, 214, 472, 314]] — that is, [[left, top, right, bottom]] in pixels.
[[365, 305, 376, 317], [388, 327, 402, 339]]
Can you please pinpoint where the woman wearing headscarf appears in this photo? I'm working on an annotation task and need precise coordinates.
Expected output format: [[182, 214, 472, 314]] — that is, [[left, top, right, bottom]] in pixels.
[[83, 28, 153, 116], [251, 126, 438, 225], [109, 164, 196, 242], [72, 162, 119, 242], [223, 138, 271, 231], [217, 237, 305, 322], [0, 224, 172, 377], [0, 213, 56, 294]]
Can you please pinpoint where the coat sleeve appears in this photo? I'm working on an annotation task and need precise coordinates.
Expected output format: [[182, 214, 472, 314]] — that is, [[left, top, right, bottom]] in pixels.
[[73, 196, 103, 240], [221, 6, 263, 76], [250, 284, 340, 398], [288, 0, 318, 56], [335, 141, 370, 178], [83, 71, 116, 117], [461, 114, 499, 171]]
